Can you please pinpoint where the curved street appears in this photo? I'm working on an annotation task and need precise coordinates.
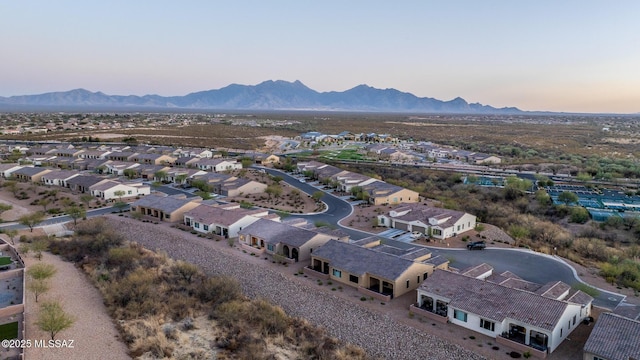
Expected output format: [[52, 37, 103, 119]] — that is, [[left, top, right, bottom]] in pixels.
[[4, 166, 626, 310], [257, 166, 625, 309]]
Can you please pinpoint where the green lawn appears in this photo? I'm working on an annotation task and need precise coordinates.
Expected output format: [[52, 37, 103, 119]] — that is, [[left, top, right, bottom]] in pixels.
[[0, 322, 18, 341], [0, 257, 11, 266]]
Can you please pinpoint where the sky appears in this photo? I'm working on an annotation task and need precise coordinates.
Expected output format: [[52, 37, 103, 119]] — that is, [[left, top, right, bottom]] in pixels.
[[1, 1, 639, 113]]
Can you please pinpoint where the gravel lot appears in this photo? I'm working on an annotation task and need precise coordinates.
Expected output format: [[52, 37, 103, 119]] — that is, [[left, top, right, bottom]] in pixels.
[[107, 216, 486, 360]]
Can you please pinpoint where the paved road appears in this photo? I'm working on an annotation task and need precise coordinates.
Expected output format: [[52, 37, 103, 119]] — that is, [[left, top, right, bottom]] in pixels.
[[256, 166, 372, 239], [256, 166, 625, 310], [427, 247, 625, 309]]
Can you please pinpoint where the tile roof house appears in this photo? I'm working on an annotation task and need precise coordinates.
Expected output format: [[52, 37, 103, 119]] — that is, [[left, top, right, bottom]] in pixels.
[[377, 203, 477, 240], [11, 167, 52, 183], [90, 180, 151, 200], [361, 181, 419, 205], [414, 268, 593, 355], [67, 175, 108, 193], [131, 194, 201, 222], [183, 203, 271, 238], [130, 153, 176, 166], [215, 177, 267, 197], [0, 164, 25, 179], [238, 218, 344, 263], [194, 158, 242, 172], [40, 170, 81, 187], [308, 237, 448, 301], [583, 312, 640, 360]]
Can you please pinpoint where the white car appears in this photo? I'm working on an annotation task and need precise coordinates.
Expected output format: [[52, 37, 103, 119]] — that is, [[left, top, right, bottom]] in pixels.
[[299, 178, 306, 183], [411, 231, 422, 239]]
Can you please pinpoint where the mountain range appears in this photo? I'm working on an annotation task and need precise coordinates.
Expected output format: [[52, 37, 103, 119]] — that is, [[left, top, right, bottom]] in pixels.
[[0, 80, 522, 114]]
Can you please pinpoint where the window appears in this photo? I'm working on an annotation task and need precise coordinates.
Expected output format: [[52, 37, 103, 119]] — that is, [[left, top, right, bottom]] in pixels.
[[454, 310, 467, 322], [480, 319, 495, 332], [573, 315, 576, 326], [406, 280, 410, 288], [423, 272, 428, 281], [332, 269, 342, 278], [593, 357, 605, 360], [203, 225, 209, 231], [267, 244, 274, 252], [165, 214, 170, 219], [457, 225, 461, 231], [432, 229, 442, 236], [128, 190, 132, 195], [194, 222, 200, 229], [417, 276, 420, 284], [349, 275, 358, 284]]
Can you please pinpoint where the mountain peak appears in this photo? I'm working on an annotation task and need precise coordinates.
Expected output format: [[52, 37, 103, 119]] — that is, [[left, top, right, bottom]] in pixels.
[[0, 81, 523, 114]]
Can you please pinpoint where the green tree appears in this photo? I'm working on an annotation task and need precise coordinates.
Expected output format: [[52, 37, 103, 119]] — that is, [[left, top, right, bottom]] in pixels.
[[557, 191, 579, 206], [36, 301, 75, 340], [37, 198, 51, 212], [27, 279, 49, 303], [27, 263, 57, 280], [0, 203, 12, 220], [154, 170, 168, 183], [19, 212, 45, 232], [80, 194, 94, 208], [240, 157, 253, 168], [113, 190, 126, 201], [65, 206, 86, 226], [195, 191, 212, 200], [31, 239, 49, 261], [123, 169, 138, 180], [4, 229, 18, 245], [175, 173, 188, 185], [569, 207, 590, 224], [113, 202, 128, 213], [312, 191, 324, 202], [4, 181, 20, 197]]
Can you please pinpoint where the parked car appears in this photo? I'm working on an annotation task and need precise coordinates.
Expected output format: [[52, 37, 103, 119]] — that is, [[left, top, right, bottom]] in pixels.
[[467, 241, 486, 250], [411, 231, 422, 239]]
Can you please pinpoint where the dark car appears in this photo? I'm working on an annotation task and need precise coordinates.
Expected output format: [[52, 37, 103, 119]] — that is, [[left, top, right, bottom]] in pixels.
[[467, 241, 486, 250]]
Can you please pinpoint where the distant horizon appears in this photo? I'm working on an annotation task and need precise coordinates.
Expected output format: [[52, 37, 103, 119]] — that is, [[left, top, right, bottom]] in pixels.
[[2, 2, 639, 113], [1, 80, 638, 116]]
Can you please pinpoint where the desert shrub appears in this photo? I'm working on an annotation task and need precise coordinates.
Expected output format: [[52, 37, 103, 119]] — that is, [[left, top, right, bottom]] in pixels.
[[197, 276, 242, 308]]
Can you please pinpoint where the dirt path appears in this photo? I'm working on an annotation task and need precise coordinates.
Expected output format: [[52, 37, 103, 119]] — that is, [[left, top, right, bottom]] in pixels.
[[23, 252, 130, 360]]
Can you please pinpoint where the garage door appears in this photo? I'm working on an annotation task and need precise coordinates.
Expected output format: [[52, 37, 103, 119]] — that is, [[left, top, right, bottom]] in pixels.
[[412, 225, 426, 234], [393, 221, 410, 231]]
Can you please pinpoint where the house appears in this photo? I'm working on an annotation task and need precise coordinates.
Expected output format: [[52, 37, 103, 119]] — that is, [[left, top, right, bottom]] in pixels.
[[90, 180, 151, 200], [107, 151, 138, 162], [470, 153, 502, 165], [361, 182, 419, 205], [173, 148, 213, 158], [238, 218, 343, 262], [335, 172, 379, 192], [67, 175, 108, 193], [583, 312, 640, 360], [131, 194, 201, 222], [173, 156, 200, 168], [413, 268, 593, 355], [78, 149, 112, 159], [40, 170, 80, 187], [165, 169, 207, 184], [54, 148, 84, 158], [242, 153, 280, 165], [11, 167, 52, 183], [130, 153, 176, 166], [216, 177, 267, 197], [308, 237, 448, 301], [195, 158, 243, 172], [377, 204, 477, 240], [104, 161, 139, 176], [0, 164, 25, 179], [183, 203, 271, 238]]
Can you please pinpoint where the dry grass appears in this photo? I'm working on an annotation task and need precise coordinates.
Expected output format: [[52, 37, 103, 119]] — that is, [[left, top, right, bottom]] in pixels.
[[48, 218, 372, 359]]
